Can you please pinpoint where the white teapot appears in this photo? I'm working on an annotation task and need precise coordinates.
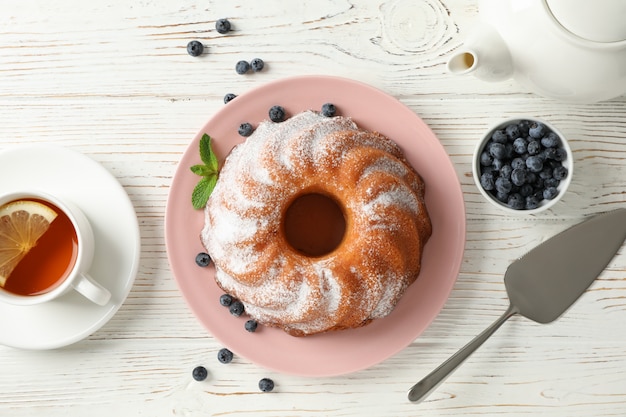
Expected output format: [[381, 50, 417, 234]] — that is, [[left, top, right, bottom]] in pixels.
[[447, 0, 626, 103]]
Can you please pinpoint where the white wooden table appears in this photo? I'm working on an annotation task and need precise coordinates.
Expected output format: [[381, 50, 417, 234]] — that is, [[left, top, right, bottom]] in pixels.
[[2, 1, 626, 416]]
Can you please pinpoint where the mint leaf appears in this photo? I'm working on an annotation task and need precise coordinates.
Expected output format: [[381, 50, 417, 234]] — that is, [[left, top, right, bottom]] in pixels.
[[190, 164, 215, 177], [191, 133, 220, 209], [191, 176, 217, 210], [199, 134, 218, 171]]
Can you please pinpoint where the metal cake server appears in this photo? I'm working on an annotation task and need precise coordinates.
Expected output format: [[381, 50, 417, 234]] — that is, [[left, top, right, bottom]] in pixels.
[[408, 208, 626, 403]]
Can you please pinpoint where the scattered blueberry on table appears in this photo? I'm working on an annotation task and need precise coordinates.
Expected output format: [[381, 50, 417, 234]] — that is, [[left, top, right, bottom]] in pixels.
[[250, 58, 265, 72], [215, 18, 231, 34], [224, 93, 237, 104], [192, 366, 208, 381], [235, 60, 250, 74], [191, 350, 279, 393], [186, 40, 204, 57], [477, 120, 568, 210], [258, 378, 275, 392], [217, 348, 234, 364], [195, 252, 212, 267]]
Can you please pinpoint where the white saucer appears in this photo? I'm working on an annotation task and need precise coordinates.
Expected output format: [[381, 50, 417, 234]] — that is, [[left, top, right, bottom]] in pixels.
[[0, 144, 140, 349]]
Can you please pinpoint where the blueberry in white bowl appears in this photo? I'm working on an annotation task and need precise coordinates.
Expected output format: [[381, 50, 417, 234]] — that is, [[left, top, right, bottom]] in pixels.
[[472, 117, 573, 214]]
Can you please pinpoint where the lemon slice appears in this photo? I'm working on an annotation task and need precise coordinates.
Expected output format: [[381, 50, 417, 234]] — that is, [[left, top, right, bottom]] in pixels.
[[0, 200, 58, 287]]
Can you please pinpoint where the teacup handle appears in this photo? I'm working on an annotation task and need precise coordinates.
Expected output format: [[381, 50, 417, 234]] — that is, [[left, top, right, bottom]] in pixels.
[[73, 273, 111, 306]]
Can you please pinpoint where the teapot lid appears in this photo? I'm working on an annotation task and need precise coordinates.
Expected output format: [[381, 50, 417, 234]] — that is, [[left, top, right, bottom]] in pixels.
[[546, 0, 626, 42]]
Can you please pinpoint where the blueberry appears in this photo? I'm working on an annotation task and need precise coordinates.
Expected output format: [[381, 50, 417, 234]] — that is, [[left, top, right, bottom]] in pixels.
[[507, 193, 525, 210], [511, 157, 525, 170], [235, 60, 250, 74], [539, 167, 553, 180], [543, 186, 559, 200], [480, 172, 495, 191], [244, 319, 258, 332], [192, 366, 208, 381], [229, 300, 245, 316], [482, 165, 495, 175], [542, 147, 558, 161], [504, 143, 515, 159], [505, 124, 521, 140], [489, 142, 506, 160], [187, 40, 204, 57], [532, 176, 545, 190], [511, 168, 528, 186], [495, 177, 513, 194], [528, 122, 546, 139], [219, 293, 234, 307], [268, 105, 286, 122], [195, 252, 211, 267], [480, 150, 493, 167], [238, 122, 254, 137], [527, 140, 541, 155], [258, 378, 274, 392], [553, 148, 567, 162], [526, 156, 543, 173], [517, 120, 531, 137], [544, 178, 560, 188], [321, 103, 336, 117], [513, 137, 527, 154], [217, 348, 234, 364], [547, 160, 560, 169], [520, 184, 534, 197], [215, 18, 231, 34], [496, 191, 510, 203], [491, 158, 504, 171], [541, 132, 560, 148], [553, 165, 568, 180], [525, 195, 541, 210], [499, 164, 512, 179], [491, 129, 508, 143], [250, 58, 265, 72], [224, 93, 237, 104]]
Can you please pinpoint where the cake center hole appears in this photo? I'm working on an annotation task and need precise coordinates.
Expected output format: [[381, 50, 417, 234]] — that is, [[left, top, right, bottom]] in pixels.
[[283, 193, 346, 257]]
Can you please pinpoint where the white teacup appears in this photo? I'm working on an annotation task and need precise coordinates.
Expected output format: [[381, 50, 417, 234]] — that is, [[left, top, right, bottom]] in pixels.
[[0, 190, 111, 306]]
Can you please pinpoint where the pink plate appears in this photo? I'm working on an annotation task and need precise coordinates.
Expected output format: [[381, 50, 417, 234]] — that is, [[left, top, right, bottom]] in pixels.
[[165, 75, 466, 377]]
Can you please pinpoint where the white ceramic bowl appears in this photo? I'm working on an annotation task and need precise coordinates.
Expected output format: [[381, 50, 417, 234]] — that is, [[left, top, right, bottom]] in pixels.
[[472, 117, 573, 214]]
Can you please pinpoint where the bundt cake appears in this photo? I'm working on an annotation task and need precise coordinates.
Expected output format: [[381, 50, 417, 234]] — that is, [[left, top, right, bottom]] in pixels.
[[201, 110, 431, 336]]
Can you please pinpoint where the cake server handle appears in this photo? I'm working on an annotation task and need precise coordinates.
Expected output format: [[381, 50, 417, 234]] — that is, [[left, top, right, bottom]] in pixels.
[[407, 304, 518, 402]]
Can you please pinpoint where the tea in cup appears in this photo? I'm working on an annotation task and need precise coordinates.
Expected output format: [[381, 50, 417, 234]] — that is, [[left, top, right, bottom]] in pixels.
[[0, 191, 110, 306]]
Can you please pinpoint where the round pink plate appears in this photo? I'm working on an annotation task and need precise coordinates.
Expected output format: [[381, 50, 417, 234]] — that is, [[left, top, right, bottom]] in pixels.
[[165, 75, 466, 377]]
